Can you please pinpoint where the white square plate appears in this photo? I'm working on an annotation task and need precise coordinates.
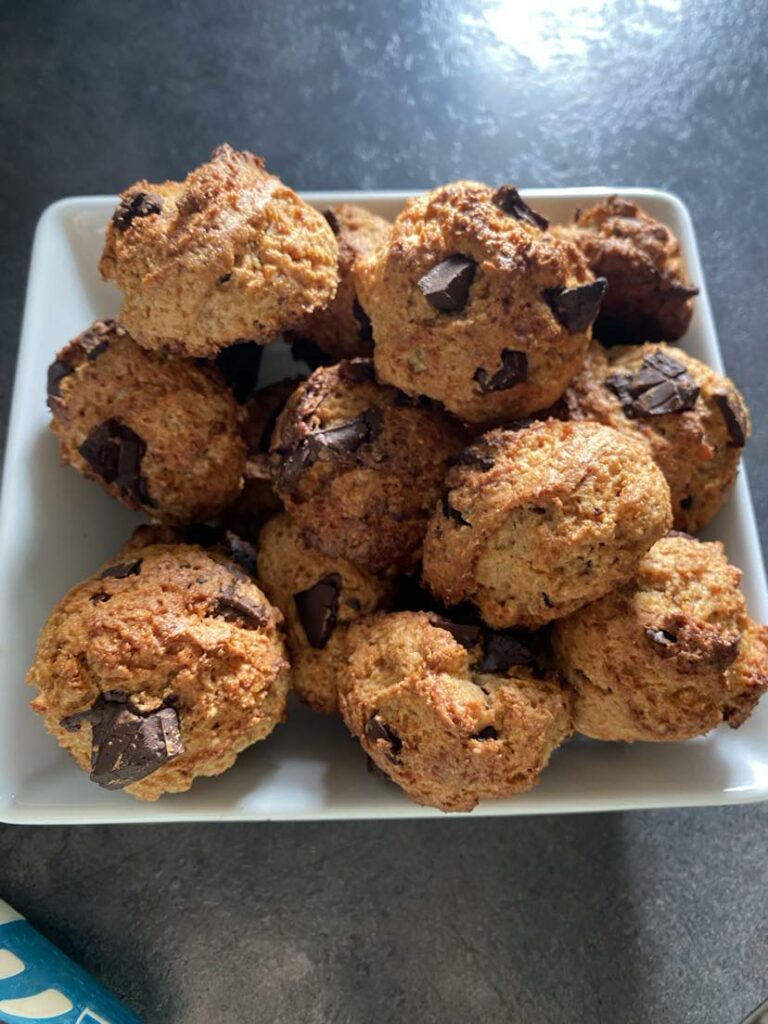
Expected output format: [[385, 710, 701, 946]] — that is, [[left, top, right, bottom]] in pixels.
[[2, 188, 767, 824]]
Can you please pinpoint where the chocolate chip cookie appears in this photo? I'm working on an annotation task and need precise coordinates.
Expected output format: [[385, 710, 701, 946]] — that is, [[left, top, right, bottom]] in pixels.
[[268, 359, 468, 573], [338, 610, 572, 812], [27, 532, 289, 800], [99, 145, 339, 357], [558, 195, 698, 344], [289, 203, 390, 361], [422, 419, 672, 628], [48, 319, 246, 524], [257, 512, 394, 713], [562, 341, 750, 533], [355, 181, 604, 425], [551, 533, 768, 741]]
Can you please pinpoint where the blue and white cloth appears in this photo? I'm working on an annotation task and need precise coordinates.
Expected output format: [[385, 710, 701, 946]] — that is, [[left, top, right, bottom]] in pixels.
[[0, 900, 141, 1023]]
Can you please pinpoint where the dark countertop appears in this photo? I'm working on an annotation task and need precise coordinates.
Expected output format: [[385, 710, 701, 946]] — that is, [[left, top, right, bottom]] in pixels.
[[1, 2, 767, 1020]]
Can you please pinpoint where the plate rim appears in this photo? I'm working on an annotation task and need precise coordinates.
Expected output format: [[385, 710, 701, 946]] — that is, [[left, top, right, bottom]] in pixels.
[[3, 186, 767, 824]]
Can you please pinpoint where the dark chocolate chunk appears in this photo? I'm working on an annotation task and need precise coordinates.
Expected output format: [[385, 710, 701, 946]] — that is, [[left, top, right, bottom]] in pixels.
[[473, 349, 528, 394], [62, 695, 182, 789], [76, 321, 113, 360], [492, 185, 549, 230], [472, 725, 499, 741], [352, 298, 374, 343], [276, 407, 382, 492], [99, 558, 143, 580], [90, 702, 183, 790], [338, 359, 375, 384], [713, 391, 748, 447], [112, 191, 164, 231], [365, 716, 403, 762], [544, 278, 607, 333], [289, 336, 336, 371], [216, 341, 264, 403], [90, 591, 111, 604], [47, 359, 74, 400], [645, 627, 677, 647], [294, 572, 342, 648], [78, 419, 156, 508], [315, 406, 383, 455], [217, 273, 232, 284], [605, 352, 700, 418], [442, 494, 470, 527], [680, 496, 694, 510], [418, 255, 477, 313], [323, 208, 340, 235], [211, 589, 269, 629], [429, 615, 483, 649], [476, 631, 535, 674]]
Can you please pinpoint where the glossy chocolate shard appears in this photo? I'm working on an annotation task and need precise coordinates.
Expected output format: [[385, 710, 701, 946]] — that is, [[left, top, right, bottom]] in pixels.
[[476, 631, 535, 674], [90, 702, 183, 790], [713, 390, 748, 447], [211, 587, 269, 629], [294, 572, 342, 649], [418, 255, 477, 312], [429, 614, 483, 650], [78, 418, 156, 508], [112, 191, 164, 231], [492, 185, 549, 230], [62, 695, 183, 789], [605, 351, 700, 418], [47, 359, 74, 400], [442, 494, 471, 527], [365, 715, 403, 762], [473, 349, 528, 393], [323, 208, 340, 235], [544, 278, 607, 333], [314, 406, 383, 454], [99, 558, 143, 580]]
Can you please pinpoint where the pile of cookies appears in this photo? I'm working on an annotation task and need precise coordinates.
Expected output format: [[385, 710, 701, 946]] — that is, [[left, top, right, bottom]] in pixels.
[[27, 145, 768, 811]]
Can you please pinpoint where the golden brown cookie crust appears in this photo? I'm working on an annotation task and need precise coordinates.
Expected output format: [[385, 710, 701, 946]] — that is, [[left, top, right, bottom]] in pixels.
[[339, 611, 572, 812], [551, 533, 768, 741], [564, 341, 750, 532], [269, 359, 468, 573], [257, 512, 394, 713], [356, 180, 602, 425], [291, 203, 390, 360], [422, 419, 672, 628], [559, 195, 698, 343], [99, 145, 339, 357], [48, 319, 246, 524], [27, 537, 290, 800]]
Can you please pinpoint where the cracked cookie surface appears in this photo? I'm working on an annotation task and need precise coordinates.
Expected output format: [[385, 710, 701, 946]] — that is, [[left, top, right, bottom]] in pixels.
[[27, 532, 289, 800], [339, 610, 572, 812], [355, 180, 603, 425], [48, 319, 245, 524], [422, 419, 672, 628], [99, 145, 339, 357], [551, 533, 768, 741]]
